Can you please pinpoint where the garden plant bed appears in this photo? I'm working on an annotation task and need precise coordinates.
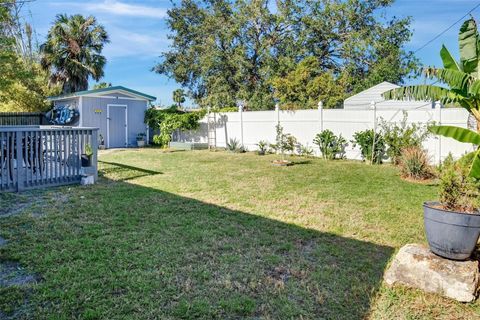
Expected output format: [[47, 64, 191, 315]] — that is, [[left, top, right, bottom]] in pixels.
[[0, 149, 478, 319]]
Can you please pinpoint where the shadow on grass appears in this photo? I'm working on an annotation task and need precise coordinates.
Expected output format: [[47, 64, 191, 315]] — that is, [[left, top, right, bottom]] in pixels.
[[98, 160, 163, 181], [0, 163, 394, 319]]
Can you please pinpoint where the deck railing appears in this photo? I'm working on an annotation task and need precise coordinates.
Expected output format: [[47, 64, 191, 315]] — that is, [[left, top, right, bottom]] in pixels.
[[0, 126, 98, 192]]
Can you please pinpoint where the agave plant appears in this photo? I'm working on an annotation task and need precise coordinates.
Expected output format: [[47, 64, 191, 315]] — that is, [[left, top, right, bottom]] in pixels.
[[384, 18, 480, 178]]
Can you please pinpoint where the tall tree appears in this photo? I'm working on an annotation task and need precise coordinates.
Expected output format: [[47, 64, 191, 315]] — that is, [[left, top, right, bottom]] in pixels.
[[173, 89, 186, 107], [0, 0, 59, 112], [40, 14, 109, 94], [155, 0, 417, 110]]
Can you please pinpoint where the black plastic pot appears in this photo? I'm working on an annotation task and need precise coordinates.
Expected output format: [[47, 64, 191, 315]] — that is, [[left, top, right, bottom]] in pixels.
[[81, 154, 91, 167], [423, 201, 480, 260]]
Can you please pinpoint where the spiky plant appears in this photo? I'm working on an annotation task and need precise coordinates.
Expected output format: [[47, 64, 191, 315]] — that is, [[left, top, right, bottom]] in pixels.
[[384, 18, 480, 178]]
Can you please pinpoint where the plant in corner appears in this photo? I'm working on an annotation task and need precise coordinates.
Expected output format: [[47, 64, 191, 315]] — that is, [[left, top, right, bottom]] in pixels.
[[384, 18, 480, 260], [272, 124, 297, 166]]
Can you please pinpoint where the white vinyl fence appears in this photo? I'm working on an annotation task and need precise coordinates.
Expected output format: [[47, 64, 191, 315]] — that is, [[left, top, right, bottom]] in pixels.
[[177, 103, 473, 164]]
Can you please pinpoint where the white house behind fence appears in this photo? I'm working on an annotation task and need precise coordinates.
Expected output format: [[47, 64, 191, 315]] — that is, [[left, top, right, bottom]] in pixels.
[[178, 105, 473, 164], [343, 81, 433, 110]]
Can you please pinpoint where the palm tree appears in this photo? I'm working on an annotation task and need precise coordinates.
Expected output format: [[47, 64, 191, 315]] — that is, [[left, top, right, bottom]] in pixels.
[[40, 14, 109, 94], [384, 18, 480, 177], [173, 89, 186, 108]]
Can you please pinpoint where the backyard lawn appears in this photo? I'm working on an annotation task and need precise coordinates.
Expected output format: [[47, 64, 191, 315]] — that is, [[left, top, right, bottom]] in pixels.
[[0, 148, 478, 319]]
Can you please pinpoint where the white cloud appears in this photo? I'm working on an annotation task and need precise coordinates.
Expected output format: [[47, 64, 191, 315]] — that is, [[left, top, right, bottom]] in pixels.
[[103, 26, 169, 59], [57, 0, 167, 19]]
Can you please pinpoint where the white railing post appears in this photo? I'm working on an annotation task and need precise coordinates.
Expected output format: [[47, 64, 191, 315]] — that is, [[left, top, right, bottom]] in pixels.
[[318, 101, 323, 132], [239, 103, 244, 147], [435, 101, 442, 164]]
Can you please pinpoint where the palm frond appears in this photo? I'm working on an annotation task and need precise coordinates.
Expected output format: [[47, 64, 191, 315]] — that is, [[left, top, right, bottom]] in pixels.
[[422, 67, 473, 91], [383, 85, 463, 104]]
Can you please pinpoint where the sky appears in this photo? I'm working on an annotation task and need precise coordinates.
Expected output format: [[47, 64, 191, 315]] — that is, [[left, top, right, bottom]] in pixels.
[[22, 0, 480, 106]]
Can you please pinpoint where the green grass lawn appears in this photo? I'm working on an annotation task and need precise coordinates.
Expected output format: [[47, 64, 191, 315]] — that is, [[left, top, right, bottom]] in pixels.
[[0, 149, 478, 319]]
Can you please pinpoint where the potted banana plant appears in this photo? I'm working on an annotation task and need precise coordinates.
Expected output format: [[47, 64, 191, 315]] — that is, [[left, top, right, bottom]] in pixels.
[[384, 18, 480, 260]]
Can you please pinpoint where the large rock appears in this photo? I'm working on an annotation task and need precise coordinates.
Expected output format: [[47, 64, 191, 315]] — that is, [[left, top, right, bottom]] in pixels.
[[384, 243, 479, 302]]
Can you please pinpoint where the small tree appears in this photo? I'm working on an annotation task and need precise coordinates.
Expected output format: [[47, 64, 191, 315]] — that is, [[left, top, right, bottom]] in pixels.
[[273, 124, 297, 160], [173, 89, 186, 108]]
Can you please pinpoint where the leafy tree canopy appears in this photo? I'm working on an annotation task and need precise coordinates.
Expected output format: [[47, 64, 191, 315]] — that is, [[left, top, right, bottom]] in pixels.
[[0, 1, 60, 112], [92, 82, 112, 90], [155, 0, 417, 110], [271, 57, 346, 109]]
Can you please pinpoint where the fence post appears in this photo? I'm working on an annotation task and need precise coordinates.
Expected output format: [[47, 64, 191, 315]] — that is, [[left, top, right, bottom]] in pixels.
[[15, 131, 24, 192], [275, 103, 280, 125], [371, 101, 377, 165], [318, 101, 323, 132], [239, 103, 244, 147], [435, 101, 442, 165]]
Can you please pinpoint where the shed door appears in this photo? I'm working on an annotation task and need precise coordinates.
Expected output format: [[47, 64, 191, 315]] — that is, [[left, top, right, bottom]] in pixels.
[[108, 105, 127, 148]]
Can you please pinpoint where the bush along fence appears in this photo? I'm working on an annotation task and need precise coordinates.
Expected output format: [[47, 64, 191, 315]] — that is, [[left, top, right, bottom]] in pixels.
[[0, 126, 98, 192], [176, 102, 473, 164]]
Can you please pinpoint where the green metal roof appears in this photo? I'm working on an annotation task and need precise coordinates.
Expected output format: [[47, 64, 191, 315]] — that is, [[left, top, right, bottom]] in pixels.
[[48, 86, 156, 101]]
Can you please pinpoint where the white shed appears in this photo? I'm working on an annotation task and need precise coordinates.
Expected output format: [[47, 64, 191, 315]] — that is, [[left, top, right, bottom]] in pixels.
[[343, 81, 433, 110], [48, 86, 156, 148]]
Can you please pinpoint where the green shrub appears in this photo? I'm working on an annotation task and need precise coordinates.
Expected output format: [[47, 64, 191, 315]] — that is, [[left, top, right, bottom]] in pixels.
[[399, 146, 433, 180], [438, 152, 480, 212], [296, 144, 314, 157], [313, 129, 347, 160], [352, 129, 386, 164], [227, 138, 245, 153], [145, 106, 206, 147], [379, 112, 430, 165], [256, 140, 268, 155]]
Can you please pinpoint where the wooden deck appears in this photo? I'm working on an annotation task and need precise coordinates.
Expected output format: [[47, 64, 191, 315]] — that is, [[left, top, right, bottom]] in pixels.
[[0, 126, 98, 192]]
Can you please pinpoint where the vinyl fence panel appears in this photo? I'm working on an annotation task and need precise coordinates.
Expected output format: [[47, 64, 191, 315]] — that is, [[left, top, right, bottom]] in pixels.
[[177, 107, 472, 163]]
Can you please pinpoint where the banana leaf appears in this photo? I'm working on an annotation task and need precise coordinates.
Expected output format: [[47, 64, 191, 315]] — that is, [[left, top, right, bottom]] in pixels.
[[429, 125, 480, 145], [459, 18, 479, 76], [440, 45, 462, 71], [469, 149, 480, 178]]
